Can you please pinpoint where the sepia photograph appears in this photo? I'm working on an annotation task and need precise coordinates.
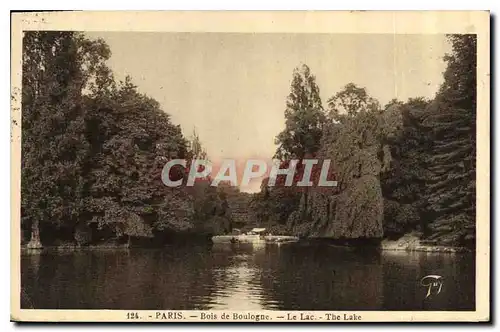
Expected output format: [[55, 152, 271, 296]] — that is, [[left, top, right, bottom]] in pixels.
[[10, 11, 490, 322]]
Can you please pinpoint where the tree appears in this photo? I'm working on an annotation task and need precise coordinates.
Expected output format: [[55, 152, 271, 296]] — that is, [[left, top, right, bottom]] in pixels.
[[380, 97, 432, 236], [327, 83, 380, 121], [381, 98, 431, 201], [21, 32, 203, 247], [270, 64, 325, 227], [249, 177, 301, 226], [274, 64, 325, 160], [22, 32, 111, 248], [188, 128, 208, 160], [422, 34, 477, 246], [83, 79, 192, 241], [123, 212, 154, 247]]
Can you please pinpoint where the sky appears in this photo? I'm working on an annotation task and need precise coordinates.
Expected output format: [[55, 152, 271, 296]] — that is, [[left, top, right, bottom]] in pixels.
[[86, 32, 450, 192]]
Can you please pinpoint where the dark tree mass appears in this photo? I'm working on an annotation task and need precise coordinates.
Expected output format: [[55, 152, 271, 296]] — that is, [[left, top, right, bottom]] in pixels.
[[20, 32, 476, 248], [21, 32, 231, 248], [251, 34, 477, 247]]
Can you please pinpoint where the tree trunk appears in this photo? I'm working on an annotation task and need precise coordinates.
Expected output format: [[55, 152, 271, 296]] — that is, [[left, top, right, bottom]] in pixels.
[[127, 235, 131, 248], [27, 219, 42, 249]]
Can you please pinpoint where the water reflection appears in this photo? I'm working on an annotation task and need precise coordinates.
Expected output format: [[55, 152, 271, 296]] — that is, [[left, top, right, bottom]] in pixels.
[[381, 251, 475, 310], [256, 244, 384, 310], [209, 243, 266, 309], [21, 243, 475, 310]]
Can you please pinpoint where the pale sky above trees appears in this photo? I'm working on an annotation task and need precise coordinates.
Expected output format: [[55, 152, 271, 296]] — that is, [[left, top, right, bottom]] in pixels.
[[86, 32, 450, 192]]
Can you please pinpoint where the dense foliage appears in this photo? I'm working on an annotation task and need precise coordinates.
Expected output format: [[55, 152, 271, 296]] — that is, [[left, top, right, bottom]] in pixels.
[[20, 32, 476, 248], [21, 32, 231, 248], [252, 35, 477, 246], [422, 35, 477, 245]]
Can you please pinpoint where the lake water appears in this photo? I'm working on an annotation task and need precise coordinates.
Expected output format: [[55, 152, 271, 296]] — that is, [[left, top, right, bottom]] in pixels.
[[21, 242, 475, 310]]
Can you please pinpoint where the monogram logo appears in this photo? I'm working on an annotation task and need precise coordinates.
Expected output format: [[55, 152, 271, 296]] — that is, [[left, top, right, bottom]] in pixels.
[[420, 275, 444, 299]]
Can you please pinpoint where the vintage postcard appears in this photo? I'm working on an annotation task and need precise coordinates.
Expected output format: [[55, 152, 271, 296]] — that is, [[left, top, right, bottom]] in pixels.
[[10, 11, 490, 322]]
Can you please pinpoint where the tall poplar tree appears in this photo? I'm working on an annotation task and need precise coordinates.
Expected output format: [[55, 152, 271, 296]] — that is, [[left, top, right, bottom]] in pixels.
[[274, 64, 325, 160]]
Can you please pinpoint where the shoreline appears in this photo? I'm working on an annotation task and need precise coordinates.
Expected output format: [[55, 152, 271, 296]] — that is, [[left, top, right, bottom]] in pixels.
[[379, 244, 472, 253], [21, 235, 473, 253], [380, 233, 473, 253]]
